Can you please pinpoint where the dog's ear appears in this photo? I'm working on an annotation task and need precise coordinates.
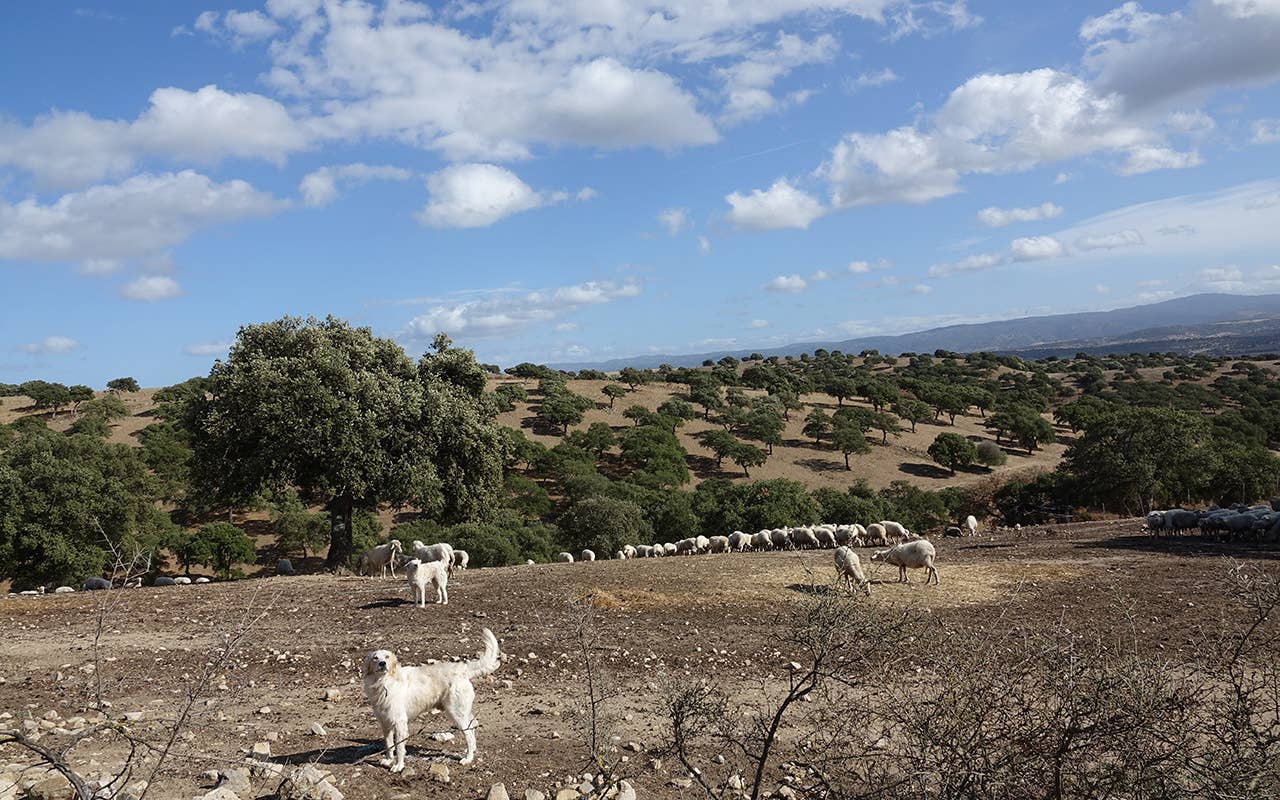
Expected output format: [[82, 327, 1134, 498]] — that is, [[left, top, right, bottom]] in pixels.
[[385, 652, 399, 677], [362, 652, 377, 677]]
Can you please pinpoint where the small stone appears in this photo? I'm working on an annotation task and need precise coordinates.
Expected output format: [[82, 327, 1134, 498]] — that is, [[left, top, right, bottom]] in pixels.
[[713, 754, 726, 764], [668, 777, 693, 789], [41, 710, 59, 721], [554, 790, 578, 800], [550, 731, 562, 739], [487, 783, 510, 800], [28, 777, 69, 800], [577, 781, 594, 795], [616, 781, 636, 800], [648, 759, 663, 771], [122, 711, 143, 722], [278, 764, 342, 800], [265, 731, 280, 742], [251, 741, 271, 758], [200, 770, 220, 787], [524, 791, 546, 800], [323, 689, 342, 702], [778, 787, 798, 799], [428, 763, 451, 784], [198, 789, 241, 800], [430, 731, 455, 742], [257, 706, 272, 715], [218, 767, 252, 795], [622, 741, 643, 753], [309, 722, 327, 736]]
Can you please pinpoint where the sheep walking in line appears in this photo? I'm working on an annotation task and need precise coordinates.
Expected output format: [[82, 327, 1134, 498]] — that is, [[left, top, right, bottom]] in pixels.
[[964, 515, 978, 536], [871, 540, 939, 585], [406, 558, 450, 606], [555, 552, 574, 563], [834, 546, 871, 596], [580, 549, 596, 562], [452, 549, 470, 571], [363, 540, 404, 578]]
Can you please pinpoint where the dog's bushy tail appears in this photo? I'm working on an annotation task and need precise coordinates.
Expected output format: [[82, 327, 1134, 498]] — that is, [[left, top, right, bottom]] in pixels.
[[466, 628, 501, 679]]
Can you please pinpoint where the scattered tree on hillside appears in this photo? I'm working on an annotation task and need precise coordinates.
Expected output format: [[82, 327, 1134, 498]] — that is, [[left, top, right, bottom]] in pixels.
[[602, 383, 629, 410], [831, 421, 870, 470], [870, 410, 904, 444], [540, 388, 594, 434], [657, 397, 696, 434], [568, 422, 617, 458], [928, 432, 978, 475], [823, 375, 858, 407], [744, 404, 785, 454], [190, 522, 257, 578], [618, 367, 648, 390], [186, 316, 504, 569], [623, 404, 660, 427], [106, 377, 140, 393], [893, 399, 933, 433], [803, 408, 833, 445], [976, 440, 1008, 469], [729, 441, 767, 477], [700, 429, 739, 468]]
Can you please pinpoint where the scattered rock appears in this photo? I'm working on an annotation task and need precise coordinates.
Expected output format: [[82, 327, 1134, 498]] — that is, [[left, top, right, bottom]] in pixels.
[[668, 777, 693, 789], [200, 770, 220, 787], [251, 741, 271, 758], [121, 712, 143, 722], [577, 781, 594, 795], [728, 775, 745, 791], [487, 783, 510, 800], [524, 791, 546, 800], [622, 741, 643, 753], [198, 789, 241, 800], [323, 689, 342, 702], [554, 789, 578, 800], [616, 781, 636, 800], [278, 765, 343, 800], [430, 731, 455, 742], [265, 731, 280, 742], [27, 777, 69, 800], [257, 706, 272, 715], [116, 780, 149, 800], [428, 763, 451, 784], [218, 767, 252, 796], [309, 722, 327, 736]]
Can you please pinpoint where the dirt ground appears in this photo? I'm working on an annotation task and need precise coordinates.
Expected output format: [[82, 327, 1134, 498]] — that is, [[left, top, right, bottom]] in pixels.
[[2, 520, 1276, 799]]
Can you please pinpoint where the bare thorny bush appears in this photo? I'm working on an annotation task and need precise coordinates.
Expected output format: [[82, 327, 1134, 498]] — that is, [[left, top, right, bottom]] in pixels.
[[665, 562, 1280, 800], [567, 600, 634, 795], [0, 534, 277, 800]]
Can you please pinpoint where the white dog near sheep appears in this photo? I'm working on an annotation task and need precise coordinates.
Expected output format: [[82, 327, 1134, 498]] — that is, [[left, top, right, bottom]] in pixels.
[[871, 540, 939, 585], [405, 558, 450, 606]]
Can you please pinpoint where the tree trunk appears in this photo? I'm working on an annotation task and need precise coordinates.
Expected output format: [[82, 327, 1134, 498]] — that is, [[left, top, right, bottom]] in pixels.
[[844, 453, 850, 470], [325, 493, 354, 570]]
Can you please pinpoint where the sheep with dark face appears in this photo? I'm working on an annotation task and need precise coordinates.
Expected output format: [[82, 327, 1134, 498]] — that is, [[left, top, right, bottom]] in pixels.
[[708, 535, 731, 554], [728, 531, 752, 552], [871, 540, 939, 585]]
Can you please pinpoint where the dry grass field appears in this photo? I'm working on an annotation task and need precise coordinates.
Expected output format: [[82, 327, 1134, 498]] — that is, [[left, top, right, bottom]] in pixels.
[[2, 520, 1275, 799]]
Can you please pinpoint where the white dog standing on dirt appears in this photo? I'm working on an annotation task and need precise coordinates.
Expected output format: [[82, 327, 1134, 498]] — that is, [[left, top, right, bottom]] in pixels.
[[405, 558, 449, 606], [363, 628, 502, 770]]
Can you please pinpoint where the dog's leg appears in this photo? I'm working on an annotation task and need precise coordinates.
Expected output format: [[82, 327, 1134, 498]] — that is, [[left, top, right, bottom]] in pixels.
[[446, 685, 478, 765], [379, 724, 395, 768], [391, 719, 408, 773]]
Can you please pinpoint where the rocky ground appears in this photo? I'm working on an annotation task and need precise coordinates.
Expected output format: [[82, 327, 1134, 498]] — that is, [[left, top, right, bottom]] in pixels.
[[2, 520, 1275, 799]]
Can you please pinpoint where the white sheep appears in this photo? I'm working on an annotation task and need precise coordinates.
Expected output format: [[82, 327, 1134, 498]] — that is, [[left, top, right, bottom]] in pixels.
[[695, 535, 710, 553], [412, 540, 454, 572], [964, 515, 978, 536], [581, 549, 597, 562], [174, 576, 192, 585], [751, 531, 772, 550], [663, 542, 678, 556], [676, 538, 698, 555], [452, 549, 470, 571], [708, 535, 731, 554], [555, 552, 575, 563], [728, 531, 751, 552], [362, 539, 404, 578], [791, 528, 820, 549], [871, 540, 939, 585], [650, 543, 665, 557], [833, 526, 853, 546], [814, 527, 837, 548], [406, 558, 449, 606], [636, 545, 653, 558], [622, 544, 638, 559], [878, 521, 910, 543], [834, 547, 871, 595], [865, 523, 888, 547], [769, 529, 790, 550]]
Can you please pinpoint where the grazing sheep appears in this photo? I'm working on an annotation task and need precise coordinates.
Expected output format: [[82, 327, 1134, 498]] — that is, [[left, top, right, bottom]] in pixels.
[[54, 586, 75, 594], [676, 538, 699, 556], [695, 535, 710, 554], [944, 526, 964, 538], [526, 559, 536, 565], [814, 528, 837, 548], [406, 558, 449, 606], [194, 577, 211, 584], [580, 549, 597, 562], [834, 547, 871, 596], [636, 545, 653, 558], [865, 523, 888, 547], [879, 521, 910, 543], [82, 577, 111, 591], [769, 529, 790, 550], [413, 541, 455, 571], [277, 558, 295, 576], [752, 531, 773, 550], [174, 576, 192, 585], [153, 576, 176, 587], [650, 543, 665, 557], [728, 531, 751, 552], [555, 552, 574, 563], [833, 527, 853, 546], [362, 540, 405, 578], [964, 515, 978, 536], [708, 535, 731, 554], [871, 540, 939, 585], [791, 528, 820, 549], [663, 542, 678, 556], [622, 544, 638, 560], [452, 550, 470, 571]]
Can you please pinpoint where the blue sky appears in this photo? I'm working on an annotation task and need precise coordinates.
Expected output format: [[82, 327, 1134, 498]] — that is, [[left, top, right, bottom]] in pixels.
[[2, 0, 1280, 386]]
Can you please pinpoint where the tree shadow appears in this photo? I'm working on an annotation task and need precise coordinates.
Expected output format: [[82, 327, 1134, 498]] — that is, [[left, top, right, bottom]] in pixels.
[[795, 457, 847, 474], [1074, 534, 1280, 560], [898, 462, 951, 479], [686, 452, 725, 479]]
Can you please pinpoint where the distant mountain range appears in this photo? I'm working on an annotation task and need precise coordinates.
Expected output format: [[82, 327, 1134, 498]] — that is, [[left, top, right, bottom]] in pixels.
[[552, 293, 1280, 370]]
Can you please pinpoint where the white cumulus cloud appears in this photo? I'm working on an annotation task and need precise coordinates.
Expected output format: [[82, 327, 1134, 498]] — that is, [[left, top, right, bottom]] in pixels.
[[183, 340, 233, 356], [1010, 235, 1066, 261], [121, 275, 182, 302], [21, 336, 80, 355], [763, 274, 808, 293], [977, 202, 1064, 227], [300, 163, 413, 207], [726, 180, 825, 230], [417, 164, 561, 229], [403, 279, 641, 340], [658, 207, 690, 236]]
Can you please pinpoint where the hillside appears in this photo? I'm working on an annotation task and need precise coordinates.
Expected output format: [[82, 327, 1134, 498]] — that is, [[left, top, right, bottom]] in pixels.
[[555, 293, 1280, 370]]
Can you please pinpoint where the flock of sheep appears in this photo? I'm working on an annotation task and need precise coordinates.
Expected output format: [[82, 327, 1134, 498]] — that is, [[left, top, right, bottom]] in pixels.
[[357, 517, 963, 606], [1145, 500, 1280, 541]]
